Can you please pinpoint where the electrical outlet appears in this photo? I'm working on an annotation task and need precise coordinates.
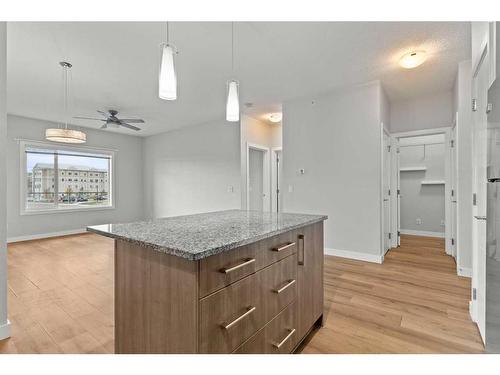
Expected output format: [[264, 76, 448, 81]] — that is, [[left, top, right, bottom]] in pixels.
[[416, 218, 422, 225], [288, 185, 294, 193]]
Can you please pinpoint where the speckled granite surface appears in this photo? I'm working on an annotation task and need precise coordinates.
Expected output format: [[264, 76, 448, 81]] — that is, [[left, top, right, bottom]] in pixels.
[[87, 209, 327, 260]]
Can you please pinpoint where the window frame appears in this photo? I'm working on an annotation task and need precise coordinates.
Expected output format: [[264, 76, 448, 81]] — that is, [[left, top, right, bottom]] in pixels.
[[20, 140, 116, 215]]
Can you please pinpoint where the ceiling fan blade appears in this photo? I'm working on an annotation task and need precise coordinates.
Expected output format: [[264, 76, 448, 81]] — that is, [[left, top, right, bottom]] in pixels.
[[118, 119, 145, 123], [119, 122, 141, 131], [97, 110, 110, 117], [73, 116, 106, 121], [100, 123, 108, 129]]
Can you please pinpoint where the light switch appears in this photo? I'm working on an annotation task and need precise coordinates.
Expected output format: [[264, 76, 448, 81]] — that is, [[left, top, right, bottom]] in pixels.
[[227, 186, 234, 193], [288, 185, 293, 193]]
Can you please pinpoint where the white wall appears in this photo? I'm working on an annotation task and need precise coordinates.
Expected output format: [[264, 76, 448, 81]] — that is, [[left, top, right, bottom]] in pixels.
[[399, 140, 446, 234], [453, 60, 474, 273], [6, 115, 144, 240], [282, 81, 383, 260], [390, 90, 453, 133], [240, 115, 282, 210], [143, 119, 241, 219], [0, 22, 10, 340]]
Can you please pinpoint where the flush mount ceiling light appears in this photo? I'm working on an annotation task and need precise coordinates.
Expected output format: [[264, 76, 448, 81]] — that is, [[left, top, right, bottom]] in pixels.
[[45, 62, 87, 144], [159, 22, 177, 100], [399, 51, 427, 69], [267, 113, 283, 123], [226, 22, 240, 122]]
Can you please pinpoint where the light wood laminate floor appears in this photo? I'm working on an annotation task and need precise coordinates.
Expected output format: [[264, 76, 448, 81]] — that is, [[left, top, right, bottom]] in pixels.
[[0, 234, 484, 353]]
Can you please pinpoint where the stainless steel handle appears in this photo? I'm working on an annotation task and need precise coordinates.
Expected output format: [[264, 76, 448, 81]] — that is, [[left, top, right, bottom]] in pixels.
[[474, 215, 487, 221], [273, 328, 296, 349], [273, 242, 296, 252], [273, 279, 296, 294], [298, 234, 305, 266], [220, 258, 256, 274], [221, 306, 256, 329]]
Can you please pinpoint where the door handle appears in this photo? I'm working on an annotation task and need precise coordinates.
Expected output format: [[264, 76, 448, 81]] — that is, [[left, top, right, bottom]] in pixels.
[[383, 199, 389, 201], [474, 215, 487, 221]]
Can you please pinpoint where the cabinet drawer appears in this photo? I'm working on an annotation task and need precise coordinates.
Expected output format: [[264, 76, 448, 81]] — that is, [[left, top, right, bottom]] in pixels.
[[199, 254, 297, 354], [199, 231, 298, 297], [234, 300, 298, 354]]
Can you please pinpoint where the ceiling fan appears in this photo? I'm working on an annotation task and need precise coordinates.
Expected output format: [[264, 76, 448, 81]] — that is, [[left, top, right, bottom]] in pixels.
[[74, 109, 145, 131]]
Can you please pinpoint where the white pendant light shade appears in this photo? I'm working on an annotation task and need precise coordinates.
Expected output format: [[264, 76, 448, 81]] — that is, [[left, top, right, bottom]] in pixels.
[[45, 128, 87, 144], [226, 80, 240, 122], [159, 44, 177, 100]]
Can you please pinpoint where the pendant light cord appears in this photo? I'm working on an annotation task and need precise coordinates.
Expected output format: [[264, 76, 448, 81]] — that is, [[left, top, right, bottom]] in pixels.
[[166, 21, 169, 45], [231, 22, 234, 73], [63, 65, 68, 129]]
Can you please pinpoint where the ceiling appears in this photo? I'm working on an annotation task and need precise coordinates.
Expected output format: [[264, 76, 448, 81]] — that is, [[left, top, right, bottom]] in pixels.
[[7, 22, 471, 136]]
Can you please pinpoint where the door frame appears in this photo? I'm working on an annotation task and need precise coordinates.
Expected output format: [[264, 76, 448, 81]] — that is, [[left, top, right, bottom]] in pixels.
[[390, 127, 453, 255], [380, 125, 392, 259], [246, 142, 270, 212], [271, 147, 282, 213]]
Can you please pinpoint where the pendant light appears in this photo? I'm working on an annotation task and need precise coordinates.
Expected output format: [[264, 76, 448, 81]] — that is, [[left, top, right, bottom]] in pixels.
[[45, 62, 86, 144], [226, 22, 240, 122], [159, 22, 177, 100]]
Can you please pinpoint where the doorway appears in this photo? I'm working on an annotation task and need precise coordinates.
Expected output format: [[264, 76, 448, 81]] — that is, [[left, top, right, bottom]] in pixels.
[[246, 143, 270, 211], [271, 147, 282, 212], [390, 128, 453, 255]]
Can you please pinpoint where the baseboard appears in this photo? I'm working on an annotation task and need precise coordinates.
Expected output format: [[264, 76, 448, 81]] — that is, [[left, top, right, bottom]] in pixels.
[[0, 320, 11, 340], [399, 229, 445, 238], [324, 248, 383, 264], [457, 266, 472, 278], [7, 228, 87, 243], [469, 300, 477, 322]]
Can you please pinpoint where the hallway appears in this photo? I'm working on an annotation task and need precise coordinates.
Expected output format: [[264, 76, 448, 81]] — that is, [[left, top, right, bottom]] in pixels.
[[302, 235, 485, 353]]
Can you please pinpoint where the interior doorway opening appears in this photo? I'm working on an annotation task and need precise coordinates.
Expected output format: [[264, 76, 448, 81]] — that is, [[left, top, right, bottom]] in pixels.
[[389, 128, 454, 258]]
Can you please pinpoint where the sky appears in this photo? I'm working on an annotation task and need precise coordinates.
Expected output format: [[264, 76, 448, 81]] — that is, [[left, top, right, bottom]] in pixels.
[[27, 153, 108, 172]]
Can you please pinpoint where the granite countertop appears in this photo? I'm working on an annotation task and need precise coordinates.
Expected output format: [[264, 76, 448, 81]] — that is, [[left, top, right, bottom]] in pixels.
[[87, 209, 327, 260]]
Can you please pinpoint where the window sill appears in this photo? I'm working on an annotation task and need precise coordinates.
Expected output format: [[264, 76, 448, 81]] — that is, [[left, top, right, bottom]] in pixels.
[[20, 205, 115, 216]]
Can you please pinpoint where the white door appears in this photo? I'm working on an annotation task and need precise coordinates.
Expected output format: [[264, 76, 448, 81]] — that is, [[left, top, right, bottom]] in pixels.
[[397, 141, 401, 246], [248, 148, 265, 211], [383, 132, 391, 253], [451, 123, 458, 259], [472, 47, 489, 342]]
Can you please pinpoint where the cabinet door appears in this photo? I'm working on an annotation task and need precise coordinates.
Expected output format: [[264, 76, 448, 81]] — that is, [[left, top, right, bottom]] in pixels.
[[296, 222, 324, 341]]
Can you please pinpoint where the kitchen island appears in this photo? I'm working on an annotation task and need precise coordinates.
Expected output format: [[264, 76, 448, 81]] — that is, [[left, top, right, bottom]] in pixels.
[[88, 209, 327, 354]]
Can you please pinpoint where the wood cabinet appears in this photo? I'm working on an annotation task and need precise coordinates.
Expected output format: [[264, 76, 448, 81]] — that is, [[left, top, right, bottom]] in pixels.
[[296, 222, 324, 340], [114, 221, 324, 354]]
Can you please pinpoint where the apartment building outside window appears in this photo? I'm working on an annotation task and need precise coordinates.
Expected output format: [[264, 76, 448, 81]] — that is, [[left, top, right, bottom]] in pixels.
[[20, 141, 114, 214]]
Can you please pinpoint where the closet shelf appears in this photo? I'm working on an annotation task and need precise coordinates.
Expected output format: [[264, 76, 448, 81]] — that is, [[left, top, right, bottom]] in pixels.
[[400, 167, 427, 172], [421, 180, 445, 185]]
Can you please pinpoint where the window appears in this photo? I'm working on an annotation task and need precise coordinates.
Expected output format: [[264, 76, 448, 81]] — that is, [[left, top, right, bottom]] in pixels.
[[22, 142, 114, 213]]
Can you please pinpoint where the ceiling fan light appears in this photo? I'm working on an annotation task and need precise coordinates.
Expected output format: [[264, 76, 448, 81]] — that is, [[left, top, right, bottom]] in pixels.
[[159, 43, 177, 100], [45, 128, 87, 144], [226, 80, 240, 122]]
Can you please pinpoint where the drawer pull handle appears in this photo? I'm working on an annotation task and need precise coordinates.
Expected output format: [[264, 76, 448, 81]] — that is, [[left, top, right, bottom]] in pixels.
[[273, 328, 296, 349], [298, 234, 305, 265], [273, 279, 296, 294], [272, 242, 296, 252], [222, 306, 256, 330], [220, 258, 256, 274]]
